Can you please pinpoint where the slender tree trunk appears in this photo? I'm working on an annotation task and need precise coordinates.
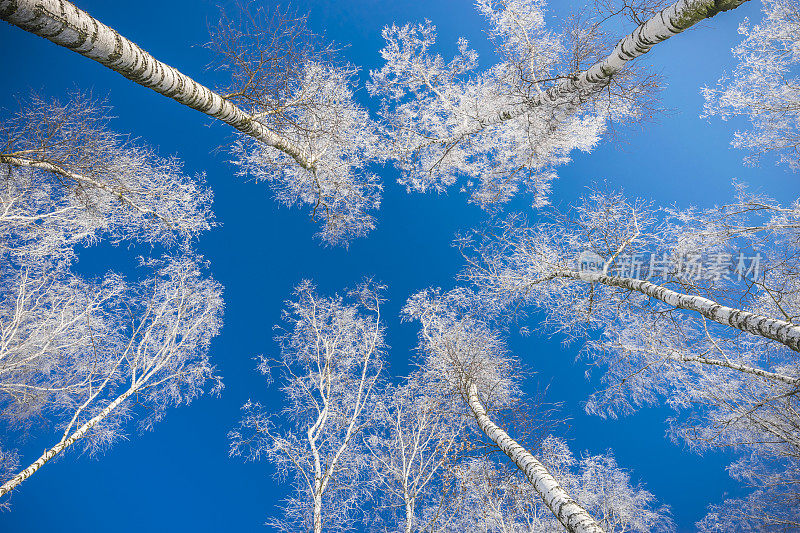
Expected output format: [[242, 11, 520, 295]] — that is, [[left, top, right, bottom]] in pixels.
[[313, 488, 323, 533], [404, 497, 415, 533], [558, 269, 800, 352], [0, 0, 315, 170], [667, 352, 799, 385], [0, 386, 135, 497], [463, 381, 606, 533], [0, 154, 169, 224]]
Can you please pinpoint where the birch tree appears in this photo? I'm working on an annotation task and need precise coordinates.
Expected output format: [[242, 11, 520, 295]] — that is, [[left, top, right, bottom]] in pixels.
[[365, 371, 467, 533], [0, 87, 223, 500], [426, 438, 672, 533], [461, 186, 800, 529], [703, 0, 800, 169], [370, 0, 746, 209], [0, 448, 18, 510], [0, 254, 224, 497], [0, 0, 381, 245], [403, 289, 609, 533], [1, 93, 213, 261], [229, 281, 385, 533], [697, 452, 800, 530], [0, 261, 124, 424]]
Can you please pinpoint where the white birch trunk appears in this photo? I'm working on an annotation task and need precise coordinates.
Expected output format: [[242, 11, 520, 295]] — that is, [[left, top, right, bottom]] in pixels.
[[666, 352, 799, 385], [0, 386, 135, 497], [475, 0, 750, 129], [464, 381, 605, 533], [404, 497, 415, 533], [0, 154, 170, 225], [0, 0, 315, 170], [559, 269, 800, 352], [313, 489, 323, 533]]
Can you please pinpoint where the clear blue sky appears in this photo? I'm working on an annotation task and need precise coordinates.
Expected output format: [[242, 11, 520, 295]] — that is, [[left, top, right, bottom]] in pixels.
[[0, 1, 795, 531]]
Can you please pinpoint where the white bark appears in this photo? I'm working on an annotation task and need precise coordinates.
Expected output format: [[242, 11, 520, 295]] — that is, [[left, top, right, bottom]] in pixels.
[[308, 303, 379, 532], [477, 0, 751, 129], [0, 0, 314, 170], [557, 269, 800, 352], [313, 493, 323, 533], [464, 381, 605, 533], [0, 255, 222, 498], [0, 386, 135, 497], [404, 499, 415, 533], [0, 154, 170, 226], [663, 351, 799, 386]]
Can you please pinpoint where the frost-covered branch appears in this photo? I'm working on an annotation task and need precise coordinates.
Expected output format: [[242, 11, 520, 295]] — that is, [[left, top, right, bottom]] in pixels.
[[703, 0, 800, 168], [0, 94, 213, 260], [371, 0, 745, 208], [462, 187, 800, 529], [230, 281, 385, 533], [0, 254, 223, 498], [365, 372, 466, 532], [0, 0, 382, 244]]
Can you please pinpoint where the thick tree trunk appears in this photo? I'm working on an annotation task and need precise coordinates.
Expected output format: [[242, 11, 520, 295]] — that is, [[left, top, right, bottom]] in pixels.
[[464, 381, 605, 533], [0, 0, 315, 170], [559, 269, 800, 352], [0, 386, 135, 497]]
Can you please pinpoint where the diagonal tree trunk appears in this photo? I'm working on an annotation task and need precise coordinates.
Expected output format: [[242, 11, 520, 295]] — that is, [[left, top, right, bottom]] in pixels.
[[0, 385, 136, 497], [463, 381, 606, 533], [487, 0, 750, 125], [432, 0, 750, 146], [554, 269, 800, 352], [660, 351, 799, 385], [0, 0, 315, 170], [0, 154, 171, 225]]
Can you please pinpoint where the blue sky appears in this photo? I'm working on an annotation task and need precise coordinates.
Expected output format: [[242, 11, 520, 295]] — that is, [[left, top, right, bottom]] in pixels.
[[0, 1, 796, 531]]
